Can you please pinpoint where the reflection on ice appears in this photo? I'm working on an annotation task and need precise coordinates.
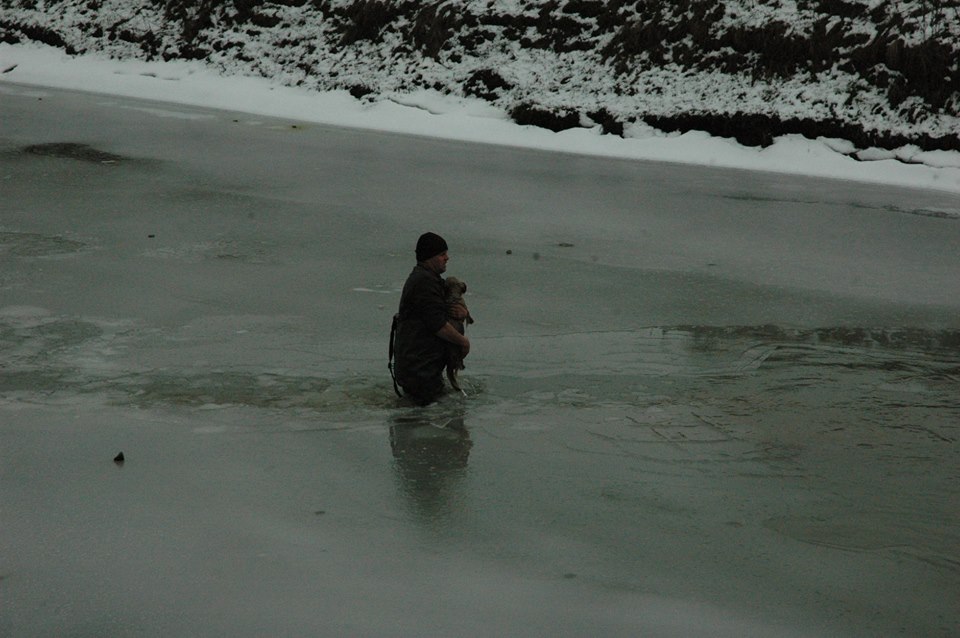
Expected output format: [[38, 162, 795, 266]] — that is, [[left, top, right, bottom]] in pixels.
[[390, 405, 472, 524]]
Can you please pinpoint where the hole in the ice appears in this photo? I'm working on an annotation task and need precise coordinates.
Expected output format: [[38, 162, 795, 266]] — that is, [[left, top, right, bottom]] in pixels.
[[22, 142, 125, 164]]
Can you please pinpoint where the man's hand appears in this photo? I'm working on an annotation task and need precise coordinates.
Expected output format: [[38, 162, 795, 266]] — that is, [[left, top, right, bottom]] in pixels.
[[436, 322, 470, 358], [448, 303, 469, 321]]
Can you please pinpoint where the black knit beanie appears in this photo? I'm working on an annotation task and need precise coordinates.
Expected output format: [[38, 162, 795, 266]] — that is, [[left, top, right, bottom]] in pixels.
[[415, 232, 448, 262]]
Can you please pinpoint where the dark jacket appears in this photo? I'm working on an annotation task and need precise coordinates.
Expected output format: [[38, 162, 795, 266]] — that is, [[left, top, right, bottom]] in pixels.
[[394, 264, 448, 388]]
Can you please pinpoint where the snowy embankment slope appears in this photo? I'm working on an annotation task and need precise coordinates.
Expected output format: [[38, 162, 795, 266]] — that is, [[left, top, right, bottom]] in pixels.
[[3, 42, 959, 196], [1, 0, 959, 194]]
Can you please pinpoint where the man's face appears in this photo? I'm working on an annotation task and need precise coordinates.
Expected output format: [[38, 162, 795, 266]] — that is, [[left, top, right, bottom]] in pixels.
[[425, 251, 449, 274]]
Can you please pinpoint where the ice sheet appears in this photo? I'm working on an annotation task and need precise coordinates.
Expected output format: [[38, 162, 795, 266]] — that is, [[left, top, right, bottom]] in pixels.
[[2, 87, 959, 637]]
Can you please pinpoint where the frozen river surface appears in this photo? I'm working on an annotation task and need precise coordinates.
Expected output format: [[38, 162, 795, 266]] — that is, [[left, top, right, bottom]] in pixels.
[[2, 85, 959, 637]]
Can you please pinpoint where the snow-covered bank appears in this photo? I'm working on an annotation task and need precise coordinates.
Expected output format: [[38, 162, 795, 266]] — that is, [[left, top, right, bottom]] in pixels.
[[3, 42, 960, 195], [3, 0, 960, 145]]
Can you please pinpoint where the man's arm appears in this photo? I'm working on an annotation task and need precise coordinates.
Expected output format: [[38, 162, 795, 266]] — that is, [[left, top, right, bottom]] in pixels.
[[436, 322, 470, 357]]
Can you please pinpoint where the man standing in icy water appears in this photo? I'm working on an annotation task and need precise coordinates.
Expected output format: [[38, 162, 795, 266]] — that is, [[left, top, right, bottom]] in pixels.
[[391, 232, 470, 405]]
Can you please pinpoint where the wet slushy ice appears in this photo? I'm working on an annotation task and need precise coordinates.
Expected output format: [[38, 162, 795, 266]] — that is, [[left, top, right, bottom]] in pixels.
[[2, 84, 960, 636], [412, 325, 960, 636], [3, 307, 958, 635]]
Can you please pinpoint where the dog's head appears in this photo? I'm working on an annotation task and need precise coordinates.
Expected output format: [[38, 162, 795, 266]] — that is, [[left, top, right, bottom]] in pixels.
[[444, 276, 467, 296]]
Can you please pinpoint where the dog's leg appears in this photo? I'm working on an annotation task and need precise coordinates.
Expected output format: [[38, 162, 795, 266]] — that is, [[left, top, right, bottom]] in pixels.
[[447, 364, 463, 393]]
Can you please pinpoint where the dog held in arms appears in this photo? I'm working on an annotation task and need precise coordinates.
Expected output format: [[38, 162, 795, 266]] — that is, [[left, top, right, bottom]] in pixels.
[[443, 276, 473, 392]]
